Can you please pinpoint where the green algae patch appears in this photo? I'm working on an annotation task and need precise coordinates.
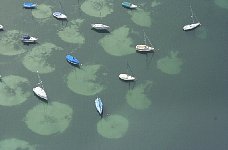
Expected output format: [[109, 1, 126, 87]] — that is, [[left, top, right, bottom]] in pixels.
[[81, 0, 113, 17], [129, 8, 152, 27], [157, 51, 183, 75], [97, 114, 129, 139], [25, 101, 73, 135], [67, 64, 105, 96], [0, 138, 36, 150], [0, 30, 26, 56], [32, 4, 52, 19], [126, 81, 152, 110], [0, 75, 31, 106], [99, 25, 135, 56], [58, 19, 85, 44], [151, 0, 162, 7], [22, 43, 63, 74], [214, 0, 228, 9]]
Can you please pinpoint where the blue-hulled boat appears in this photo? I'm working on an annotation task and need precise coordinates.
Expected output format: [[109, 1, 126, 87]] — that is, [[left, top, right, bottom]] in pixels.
[[122, 1, 137, 9], [66, 54, 80, 65], [23, 2, 37, 9], [95, 97, 103, 116]]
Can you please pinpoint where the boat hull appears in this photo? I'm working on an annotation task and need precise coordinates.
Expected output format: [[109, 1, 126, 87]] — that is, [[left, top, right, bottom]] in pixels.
[[119, 74, 135, 81], [95, 97, 103, 115], [91, 24, 110, 30], [122, 2, 137, 9], [21, 37, 38, 43], [0, 25, 3, 30], [66, 55, 80, 65], [53, 12, 67, 19], [23, 2, 37, 9], [136, 45, 154, 52], [183, 22, 201, 31], [33, 86, 48, 101]]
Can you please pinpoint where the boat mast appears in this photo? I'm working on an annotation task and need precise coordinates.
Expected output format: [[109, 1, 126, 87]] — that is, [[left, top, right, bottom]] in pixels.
[[126, 62, 134, 76], [143, 31, 153, 47], [189, 4, 195, 23], [36, 71, 44, 89]]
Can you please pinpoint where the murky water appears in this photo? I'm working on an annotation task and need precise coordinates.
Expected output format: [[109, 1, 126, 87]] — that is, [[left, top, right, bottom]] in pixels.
[[0, 0, 228, 149]]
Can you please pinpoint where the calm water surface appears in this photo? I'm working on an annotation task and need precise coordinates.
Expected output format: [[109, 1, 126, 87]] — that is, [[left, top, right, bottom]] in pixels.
[[0, 0, 228, 149]]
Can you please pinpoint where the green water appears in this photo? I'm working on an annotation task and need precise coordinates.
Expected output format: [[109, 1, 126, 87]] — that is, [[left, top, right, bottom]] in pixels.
[[0, 0, 228, 149]]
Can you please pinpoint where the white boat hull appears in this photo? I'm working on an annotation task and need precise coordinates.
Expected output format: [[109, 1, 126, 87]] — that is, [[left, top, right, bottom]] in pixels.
[[33, 86, 48, 100], [0, 25, 3, 30], [91, 24, 110, 30], [183, 22, 201, 31], [130, 4, 137, 9], [53, 12, 67, 19], [136, 45, 154, 52], [95, 97, 103, 115], [119, 74, 135, 81]]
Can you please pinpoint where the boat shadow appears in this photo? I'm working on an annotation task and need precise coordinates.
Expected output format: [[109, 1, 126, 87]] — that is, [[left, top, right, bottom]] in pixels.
[[67, 61, 81, 68], [122, 6, 137, 10], [33, 93, 48, 104], [22, 41, 38, 46], [23, 7, 37, 9], [91, 28, 110, 33], [119, 79, 136, 89], [136, 50, 155, 55]]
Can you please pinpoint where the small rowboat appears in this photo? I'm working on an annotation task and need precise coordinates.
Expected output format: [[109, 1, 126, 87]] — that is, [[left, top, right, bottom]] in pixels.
[[136, 45, 154, 52], [122, 1, 137, 9], [53, 12, 67, 19], [23, 2, 37, 9], [119, 73, 135, 81], [91, 24, 110, 30], [183, 22, 201, 31], [66, 54, 80, 65], [95, 97, 103, 116], [0, 25, 3, 30]]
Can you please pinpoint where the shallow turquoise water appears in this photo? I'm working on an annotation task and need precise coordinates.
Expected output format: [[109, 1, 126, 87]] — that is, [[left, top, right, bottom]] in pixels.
[[0, 0, 228, 149]]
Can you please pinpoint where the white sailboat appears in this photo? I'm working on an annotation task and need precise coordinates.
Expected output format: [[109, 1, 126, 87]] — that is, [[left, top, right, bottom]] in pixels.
[[91, 24, 110, 30], [119, 74, 135, 81], [33, 71, 48, 101], [119, 63, 136, 81], [53, 12, 67, 19], [95, 97, 103, 116], [183, 4, 201, 31], [136, 32, 155, 52]]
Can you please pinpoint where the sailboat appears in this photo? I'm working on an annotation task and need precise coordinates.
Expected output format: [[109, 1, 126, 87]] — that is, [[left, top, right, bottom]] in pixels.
[[91, 10, 110, 31], [53, 12, 67, 19], [95, 97, 103, 116], [91, 24, 110, 30], [53, 1, 68, 20], [119, 63, 136, 81], [33, 71, 48, 101], [183, 4, 201, 31], [136, 32, 155, 53]]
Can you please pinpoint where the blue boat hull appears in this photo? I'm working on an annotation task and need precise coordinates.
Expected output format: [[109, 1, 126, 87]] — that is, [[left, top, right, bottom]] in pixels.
[[66, 55, 80, 65], [23, 2, 37, 8]]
